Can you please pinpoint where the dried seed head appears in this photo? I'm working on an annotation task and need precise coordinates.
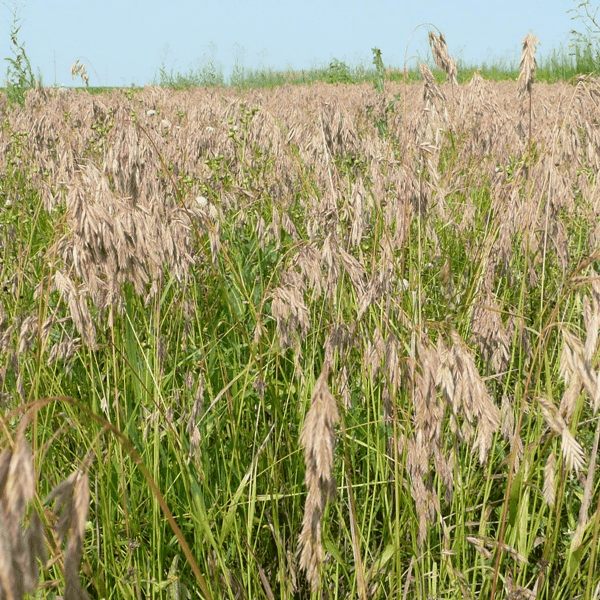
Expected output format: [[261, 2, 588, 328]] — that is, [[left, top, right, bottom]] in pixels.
[[45, 469, 91, 600], [419, 63, 445, 106], [543, 451, 556, 506], [428, 31, 458, 85], [0, 437, 47, 599], [517, 34, 540, 97], [471, 296, 511, 374], [298, 363, 339, 592], [537, 395, 586, 473]]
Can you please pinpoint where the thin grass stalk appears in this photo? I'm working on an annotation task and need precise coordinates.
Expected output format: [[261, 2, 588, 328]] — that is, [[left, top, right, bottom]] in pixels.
[[345, 477, 367, 600], [338, 394, 367, 600], [490, 239, 534, 600]]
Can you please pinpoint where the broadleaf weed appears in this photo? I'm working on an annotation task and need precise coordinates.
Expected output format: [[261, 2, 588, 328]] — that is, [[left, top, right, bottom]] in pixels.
[[3, 2, 36, 106]]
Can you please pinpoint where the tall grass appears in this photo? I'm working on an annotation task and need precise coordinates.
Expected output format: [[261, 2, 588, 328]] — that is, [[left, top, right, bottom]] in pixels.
[[3, 28, 600, 600]]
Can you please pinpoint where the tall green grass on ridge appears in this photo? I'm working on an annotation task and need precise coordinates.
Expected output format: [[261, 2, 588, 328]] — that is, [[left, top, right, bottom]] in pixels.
[[59, 40, 600, 93], [150, 40, 600, 90]]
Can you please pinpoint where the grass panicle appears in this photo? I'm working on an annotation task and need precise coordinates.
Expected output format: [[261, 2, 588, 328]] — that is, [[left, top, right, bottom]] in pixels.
[[298, 361, 339, 592], [428, 31, 458, 85]]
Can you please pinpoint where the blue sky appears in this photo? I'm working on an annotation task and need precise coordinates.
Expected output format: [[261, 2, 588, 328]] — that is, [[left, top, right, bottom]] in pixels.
[[0, 0, 583, 87]]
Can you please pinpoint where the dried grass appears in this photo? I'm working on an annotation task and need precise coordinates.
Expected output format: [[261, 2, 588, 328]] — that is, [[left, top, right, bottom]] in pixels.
[[0, 430, 90, 600], [298, 362, 339, 592], [428, 31, 458, 85], [0, 436, 41, 600], [2, 60, 600, 596], [537, 395, 586, 473], [517, 34, 540, 98], [44, 470, 91, 600], [518, 33, 540, 147]]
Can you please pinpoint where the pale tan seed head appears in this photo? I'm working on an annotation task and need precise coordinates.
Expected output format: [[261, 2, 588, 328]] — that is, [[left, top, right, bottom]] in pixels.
[[45, 469, 91, 600], [543, 451, 557, 506], [517, 34, 540, 98], [298, 362, 339, 592], [0, 436, 47, 599], [428, 31, 458, 85]]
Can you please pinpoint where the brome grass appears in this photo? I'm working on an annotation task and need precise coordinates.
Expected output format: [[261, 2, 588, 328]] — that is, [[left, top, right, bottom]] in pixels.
[[1, 29, 600, 600]]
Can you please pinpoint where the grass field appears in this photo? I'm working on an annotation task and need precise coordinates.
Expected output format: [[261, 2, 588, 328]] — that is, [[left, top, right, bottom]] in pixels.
[[2, 33, 600, 600]]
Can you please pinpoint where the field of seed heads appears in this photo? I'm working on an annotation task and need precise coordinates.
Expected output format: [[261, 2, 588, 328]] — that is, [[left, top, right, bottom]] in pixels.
[[1, 74, 600, 599]]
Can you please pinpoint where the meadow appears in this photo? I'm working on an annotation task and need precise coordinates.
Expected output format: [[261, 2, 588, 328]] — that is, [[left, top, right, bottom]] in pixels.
[[2, 33, 600, 600]]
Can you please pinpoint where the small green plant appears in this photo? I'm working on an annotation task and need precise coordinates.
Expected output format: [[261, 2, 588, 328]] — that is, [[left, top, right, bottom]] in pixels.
[[372, 47, 385, 95], [3, 2, 37, 106], [368, 47, 400, 137], [325, 58, 354, 84]]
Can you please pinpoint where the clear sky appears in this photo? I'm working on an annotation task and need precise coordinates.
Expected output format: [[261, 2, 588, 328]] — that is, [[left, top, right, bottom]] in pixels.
[[0, 0, 582, 87]]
